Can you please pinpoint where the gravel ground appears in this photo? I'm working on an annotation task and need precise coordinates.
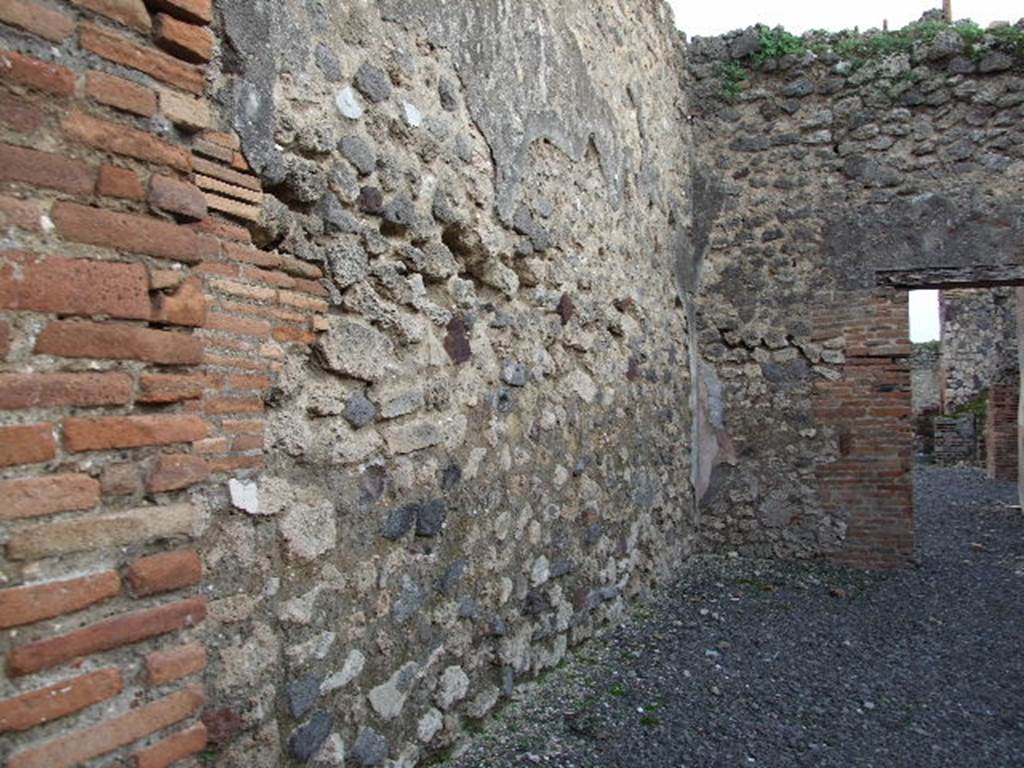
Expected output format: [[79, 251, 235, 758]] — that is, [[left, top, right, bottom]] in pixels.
[[442, 466, 1024, 768]]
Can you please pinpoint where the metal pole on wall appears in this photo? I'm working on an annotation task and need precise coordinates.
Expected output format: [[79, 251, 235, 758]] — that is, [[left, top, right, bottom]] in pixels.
[[943, 0, 953, 22]]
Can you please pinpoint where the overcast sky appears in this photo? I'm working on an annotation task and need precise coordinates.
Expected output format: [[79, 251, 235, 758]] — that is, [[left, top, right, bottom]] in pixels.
[[668, 0, 1022, 36]]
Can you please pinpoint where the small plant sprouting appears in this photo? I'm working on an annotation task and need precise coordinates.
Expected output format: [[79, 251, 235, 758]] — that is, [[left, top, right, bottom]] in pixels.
[[753, 26, 806, 65], [720, 61, 749, 100]]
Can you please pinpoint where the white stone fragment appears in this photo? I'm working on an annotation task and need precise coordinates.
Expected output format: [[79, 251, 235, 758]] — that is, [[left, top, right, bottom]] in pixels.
[[336, 86, 364, 119], [228, 478, 261, 515], [402, 101, 423, 127]]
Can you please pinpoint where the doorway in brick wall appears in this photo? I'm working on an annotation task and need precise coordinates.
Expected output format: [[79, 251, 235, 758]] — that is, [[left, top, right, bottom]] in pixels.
[[813, 268, 1023, 569], [898, 274, 1020, 484]]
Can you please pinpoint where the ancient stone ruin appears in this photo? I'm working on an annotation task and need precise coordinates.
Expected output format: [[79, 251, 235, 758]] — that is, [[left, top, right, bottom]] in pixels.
[[0, 2, 1022, 766]]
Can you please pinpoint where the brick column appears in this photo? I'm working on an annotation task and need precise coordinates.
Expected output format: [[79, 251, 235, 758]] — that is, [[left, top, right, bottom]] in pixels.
[[813, 289, 915, 569], [0, 2, 323, 765], [986, 383, 1019, 482]]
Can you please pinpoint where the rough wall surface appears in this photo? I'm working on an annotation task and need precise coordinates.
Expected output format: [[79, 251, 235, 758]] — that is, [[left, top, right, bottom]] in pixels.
[[688, 24, 1024, 565], [0, 1, 694, 766], [939, 287, 1018, 411], [3, 4, 1024, 766], [910, 342, 941, 456]]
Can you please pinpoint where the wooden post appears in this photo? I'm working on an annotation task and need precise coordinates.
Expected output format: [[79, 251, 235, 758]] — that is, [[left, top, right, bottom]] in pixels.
[[943, 0, 953, 22]]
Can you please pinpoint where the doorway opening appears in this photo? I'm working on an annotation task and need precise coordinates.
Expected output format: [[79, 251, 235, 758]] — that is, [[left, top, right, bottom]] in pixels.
[[909, 287, 1019, 483]]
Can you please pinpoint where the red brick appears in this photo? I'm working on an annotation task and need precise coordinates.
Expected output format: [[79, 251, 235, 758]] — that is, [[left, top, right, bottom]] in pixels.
[[219, 300, 305, 324], [70, 0, 151, 32], [0, 251, 150, 319], [0, 91, 46, 134], [7, 598, 206, 677], [139, 374, 208, 403], [206, 454, 263, 473], [0, 473, 100, 521], [6, 502, 195, 561], [223, 241, 280, 270], [6, 685, 205, 768], [145, 642, 207, 686], [0, 194, 41, 230], [151, 276, 207, 326], [191, 156, 260, 191], [273, 326, 316, 345], [0, 0, 74, 43], [62, 110, 191, 172], [0, 373, 132, 411], [0, 143, 95, 194], [242, 265, 294, 289], [126, 549, 202, 595], [0, 50, 75, 96], [80, 22, 204, 95], [278, 290, 328, 313], [280, 255, 323, 280], [0, 571, 120, 629], [36, 321, 204, 365], [0, 423, 55, 467], [85, 70, 156, 116], [203, 396, 263, 415], [221, 419, 263, 435], [52, 201, 200, 263], [97, 164, 145, 199], [203, 353, 273, 372], [231, 433, 263, 452], [146, 455, 209, 492], [135, 721, 207, 768], [200, 128, 239, 150], [191, 216, 250, 243], [153, 13, 213, 63], [64, 414, 208, 452], [145, 0, 211, 25], [149, 174, 206, 220], [225, 374, 272, 390], [193, 436, 228, 454], [205, 312, 271, 338], [0, 668, 122, 733]]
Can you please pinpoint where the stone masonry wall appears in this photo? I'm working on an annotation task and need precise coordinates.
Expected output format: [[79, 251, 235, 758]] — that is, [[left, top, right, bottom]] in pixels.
[[939, 286, 1018, 412], [0, 1, 695, 767], [688, 19, 1024, 566], [910, 342, 941, 456]]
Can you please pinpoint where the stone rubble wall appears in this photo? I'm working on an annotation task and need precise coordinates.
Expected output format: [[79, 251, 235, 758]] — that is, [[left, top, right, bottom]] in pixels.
[[910, 343, 942, 416], [0, 1, 695, 766], [910, 342, 941, 457], [939, 287, 1018, 412], [687, 20, 1024, 565], [3, 4, 1024, 766]]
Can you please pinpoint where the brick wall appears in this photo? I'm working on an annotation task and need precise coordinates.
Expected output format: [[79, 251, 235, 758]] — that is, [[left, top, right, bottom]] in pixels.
[[812, 289, 915, 569], [0, 2, 324, 765], [986, 382, 1019, 483]]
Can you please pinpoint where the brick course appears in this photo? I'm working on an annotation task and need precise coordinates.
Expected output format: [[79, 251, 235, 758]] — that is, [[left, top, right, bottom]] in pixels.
[[0, 668, 123, 733], [7, 598, 206, 676], [0, 473, 101, 521], [6, 685, 205, 768], [0, 571, 120, 628]]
